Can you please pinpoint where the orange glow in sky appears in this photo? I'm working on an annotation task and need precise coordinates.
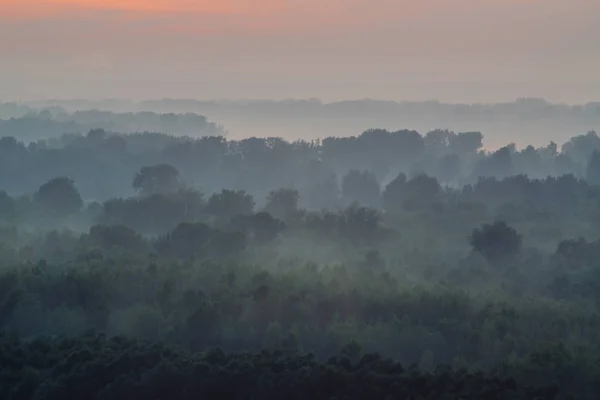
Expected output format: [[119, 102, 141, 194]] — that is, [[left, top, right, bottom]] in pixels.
[[1, 0, 436, 38], [1, 0, 437, 22], [2, 0, 248, 20], [41, 0, 234, 12], [2, 0, 599, 103]]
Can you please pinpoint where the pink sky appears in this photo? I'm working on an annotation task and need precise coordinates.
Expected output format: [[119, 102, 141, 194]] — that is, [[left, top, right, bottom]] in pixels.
[[2, 0, 599, 102]]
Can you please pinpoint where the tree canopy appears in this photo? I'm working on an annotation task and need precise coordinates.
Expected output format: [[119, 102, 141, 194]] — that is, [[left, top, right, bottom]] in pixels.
[[33, 177, 83, 217]]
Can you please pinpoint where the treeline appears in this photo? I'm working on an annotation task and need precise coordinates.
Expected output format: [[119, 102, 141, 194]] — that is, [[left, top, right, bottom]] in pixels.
[[18, 97, 600, 147], [2, 161, 600, 238], [17, 97, 600, 120], [2, 128, 600, 203], [0, 108, 224, 142]]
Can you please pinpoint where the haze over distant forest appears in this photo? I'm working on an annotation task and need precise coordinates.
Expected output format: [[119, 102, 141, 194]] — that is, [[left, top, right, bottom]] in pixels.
[[3, 98, 600, 149], [2, 98, 600, 398]]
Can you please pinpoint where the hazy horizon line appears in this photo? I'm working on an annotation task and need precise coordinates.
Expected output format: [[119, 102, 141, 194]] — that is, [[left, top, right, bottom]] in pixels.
[[9, 96, 600, 108]]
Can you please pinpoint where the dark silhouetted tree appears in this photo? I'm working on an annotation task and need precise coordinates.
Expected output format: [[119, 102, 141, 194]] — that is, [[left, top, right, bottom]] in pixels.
[[158, 222, 246, 260], [474, 145, 514, 179], [341, 204, 385, 246], [449, 131, 483, 154], [361, 249, 385, 269], [88, 224, 146, 252], [206, 189, 255, 223], [470, 221, 522, 264], [156, 222, 214, 259], [229, 212, 286, 244], [101, 192, 202, 234], [555, 237, 594, 269], [34, 177, 83, 217], [424, 129, 453, 156], [562, 130, 600, 162], [402, 174, 441, 210], [86, 128, 107, 144], [133, 164, 180, 196], [382, 173, 407, 213]]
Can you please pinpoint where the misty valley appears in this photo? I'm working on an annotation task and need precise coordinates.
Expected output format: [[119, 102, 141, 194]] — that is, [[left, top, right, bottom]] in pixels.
[[2, 105, 600, 399]]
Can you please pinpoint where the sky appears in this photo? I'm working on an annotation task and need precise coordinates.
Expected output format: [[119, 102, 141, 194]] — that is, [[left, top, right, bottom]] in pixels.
[[2, 0, 600, 103]]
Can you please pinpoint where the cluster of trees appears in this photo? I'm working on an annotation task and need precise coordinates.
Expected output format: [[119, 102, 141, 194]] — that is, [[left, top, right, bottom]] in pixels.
[[3, 127, 600, 203], [0, 108, 224, 142], [1, 241, 600, 398], [0, 186, 599, 372], [1, 239, 599, 399], [3, 157, 600, 244], [4, 125, 600, 398]]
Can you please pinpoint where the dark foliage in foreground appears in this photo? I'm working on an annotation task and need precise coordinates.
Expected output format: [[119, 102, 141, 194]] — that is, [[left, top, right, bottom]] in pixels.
[[0, 332, 576, 400]]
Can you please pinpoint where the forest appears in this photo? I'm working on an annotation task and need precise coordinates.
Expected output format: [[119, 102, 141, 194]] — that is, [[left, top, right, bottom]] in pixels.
[[3, 120, 600, 398]]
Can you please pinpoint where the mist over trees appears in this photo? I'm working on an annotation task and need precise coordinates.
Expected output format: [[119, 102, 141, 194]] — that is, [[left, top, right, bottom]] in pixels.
[[0, 122, 599, 204], [8, 98, 600, 147], [2, 106, 600, 398], [0, 105, 224, 142]]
